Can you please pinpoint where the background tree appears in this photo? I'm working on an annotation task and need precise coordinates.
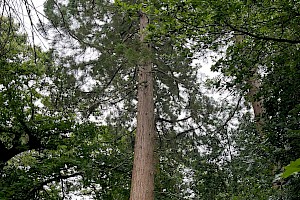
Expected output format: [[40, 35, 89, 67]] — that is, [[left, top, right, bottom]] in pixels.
[[0, 17, 133, 199], [147, 0, 300, 198]]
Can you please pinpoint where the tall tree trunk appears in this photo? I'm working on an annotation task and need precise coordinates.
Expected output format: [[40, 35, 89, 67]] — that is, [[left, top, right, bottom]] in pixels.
[[248, 78, 263, 117], [247, 69, 264, 136], [234, 36, 264, 136], [129, 11, 156, 200]]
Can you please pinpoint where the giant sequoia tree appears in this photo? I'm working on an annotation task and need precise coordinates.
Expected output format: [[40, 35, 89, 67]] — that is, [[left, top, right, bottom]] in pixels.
[[42, 0, 225, 199], [0, 17, 133, 199], [129, 9, 156, 200]]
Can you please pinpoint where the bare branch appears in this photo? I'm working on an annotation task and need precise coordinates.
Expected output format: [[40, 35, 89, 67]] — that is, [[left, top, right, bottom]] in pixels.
[[226, 22, 300, 44], [28, 172, 84, 198], [216, 95, 242, 132], [175, 125, 203, 138], [156, 116, 191, 124]]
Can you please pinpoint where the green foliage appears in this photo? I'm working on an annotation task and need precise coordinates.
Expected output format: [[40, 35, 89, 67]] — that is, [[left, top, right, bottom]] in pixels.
[[42, 1, 230, 199], [282, 158, 300, 178], [2, 0, 300, 199], [0, 124, 133, 199], [142, 0, 300, 199], [0, 17, 133, 199]]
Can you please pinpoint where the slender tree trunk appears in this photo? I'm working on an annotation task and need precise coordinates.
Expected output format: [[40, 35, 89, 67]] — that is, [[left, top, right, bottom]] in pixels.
[[234, 36, 264, 136], [248, 78, 263, 117], [247, 69, 264, 136], [129, 11, 156, 200]]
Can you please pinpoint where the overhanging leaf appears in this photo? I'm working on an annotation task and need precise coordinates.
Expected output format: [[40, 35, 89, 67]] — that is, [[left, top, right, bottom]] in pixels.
[[282, 158, 300, 178]]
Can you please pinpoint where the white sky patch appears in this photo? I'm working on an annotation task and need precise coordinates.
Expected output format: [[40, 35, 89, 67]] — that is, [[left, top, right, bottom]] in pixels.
[[17, 0, 50, 49], [194, 52, 220, 79]]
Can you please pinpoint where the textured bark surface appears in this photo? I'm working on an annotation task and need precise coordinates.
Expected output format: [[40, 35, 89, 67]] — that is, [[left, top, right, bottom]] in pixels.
[[129, 12, 156, 200], [248, 73, 264, 136], [234, 37, 264, 136], [248, 78, 263, 117], [233, 36, 264, 129]]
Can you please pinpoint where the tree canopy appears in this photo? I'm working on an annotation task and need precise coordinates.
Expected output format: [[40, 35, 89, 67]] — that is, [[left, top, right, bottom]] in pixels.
[[1, 0, 299, 199]]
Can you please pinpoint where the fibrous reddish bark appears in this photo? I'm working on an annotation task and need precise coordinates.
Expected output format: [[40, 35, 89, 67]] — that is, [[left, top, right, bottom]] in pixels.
[[129, 11, 156, 200]]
